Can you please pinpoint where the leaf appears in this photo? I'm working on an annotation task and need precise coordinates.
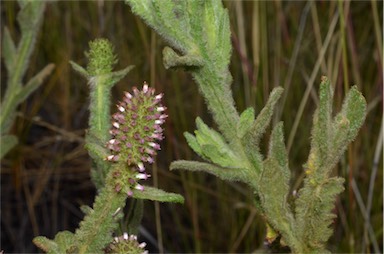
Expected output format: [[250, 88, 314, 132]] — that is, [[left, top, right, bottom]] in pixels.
[[170, 160, 251, 186], [17, 63, 55, 104], [294, 177, 344, 251], [337, 85, 367, 142], [107, 65, 135, 87], [244, 87, 283, 148], [311, 76, 333, 166], [33, 236, 59, 253], [2, 27, 16, 73], [0, 135, 18, 159], [259, 158, 296, 249], [163, 46, 203, 69], [184, 131, 203, 157], [74, 189, 126, 254], [17, 0, 45, 34], [193, 117, 242, 168], [69, 61, 89, 79], [133, 186, 184, 204], [268, 122, 290, 181], [237, 107, 254, 138], [241, 87, 283, 172]]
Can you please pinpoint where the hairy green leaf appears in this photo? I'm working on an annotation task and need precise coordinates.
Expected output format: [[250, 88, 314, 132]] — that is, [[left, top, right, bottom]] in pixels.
[[17, 63, 55, 104], [294, 177, 344, 251], [268, 122, 290, 181], [237, 107, 255, 138], [133, 186, 184, 204], [259, 158, 297, 250], [170, 160, 249, 184], [311, 77, 333, 167], [69, 61, 89, 79]]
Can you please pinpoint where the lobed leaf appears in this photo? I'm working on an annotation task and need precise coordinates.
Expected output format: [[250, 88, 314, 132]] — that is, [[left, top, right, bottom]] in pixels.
[[244, 87, 283, 148]]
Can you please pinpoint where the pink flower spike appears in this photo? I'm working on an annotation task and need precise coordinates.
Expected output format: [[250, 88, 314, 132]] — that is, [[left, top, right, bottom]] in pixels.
[[135, 184, 144, 191], [127, 190, 133, 197], [160, 114, 168, 119], [138, 162, 145, 172]]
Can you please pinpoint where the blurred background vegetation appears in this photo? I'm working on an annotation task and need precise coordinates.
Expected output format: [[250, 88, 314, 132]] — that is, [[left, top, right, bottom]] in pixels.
[[1, 1, 382, 253]]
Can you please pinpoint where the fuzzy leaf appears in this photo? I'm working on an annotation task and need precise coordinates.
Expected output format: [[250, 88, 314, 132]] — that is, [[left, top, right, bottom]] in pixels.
[[17, 63, 55, 104], [79, 205, 93, 216], [2, 27, 16, 73], [193, 117, 242, 168], [170, 160, 250, 185], [184, 131, 203, 157], [0, 135, 18, 159], [126, 0, 239, 142], [245, 87, 283, 147], [259, 158, 296, 249], [34, 231, 76, 254], [237, 107, 255, 138], [107, 65, 135, 87], [311, 77, 333, 166], [163, 46, 203, 69], [69, 61, 89, 79], [17, 0, 45, 34], [33, 236, 59, 254], [133, 186, 184, 204], [336, 85, 367, 143], [268, 122, 290, 181], [74, 189, 126, 253], [241, 87, 283, 173], [295, 177, 344, 251]]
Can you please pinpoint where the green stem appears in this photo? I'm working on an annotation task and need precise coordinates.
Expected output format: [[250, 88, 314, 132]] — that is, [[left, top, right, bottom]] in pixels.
[[89, 75, 112, 143]]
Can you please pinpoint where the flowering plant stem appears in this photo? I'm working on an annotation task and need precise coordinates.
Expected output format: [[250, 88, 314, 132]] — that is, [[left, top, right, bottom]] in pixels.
[[126, 1, 367, 253], [34, 39, 183, 254]]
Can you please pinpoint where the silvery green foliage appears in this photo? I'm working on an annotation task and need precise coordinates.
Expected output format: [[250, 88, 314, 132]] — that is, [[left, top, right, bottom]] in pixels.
[[70, 38, 134, 189], [1, 0, 54, 159], [126, 1, 367, 253], [34, 39, 184, 254]]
